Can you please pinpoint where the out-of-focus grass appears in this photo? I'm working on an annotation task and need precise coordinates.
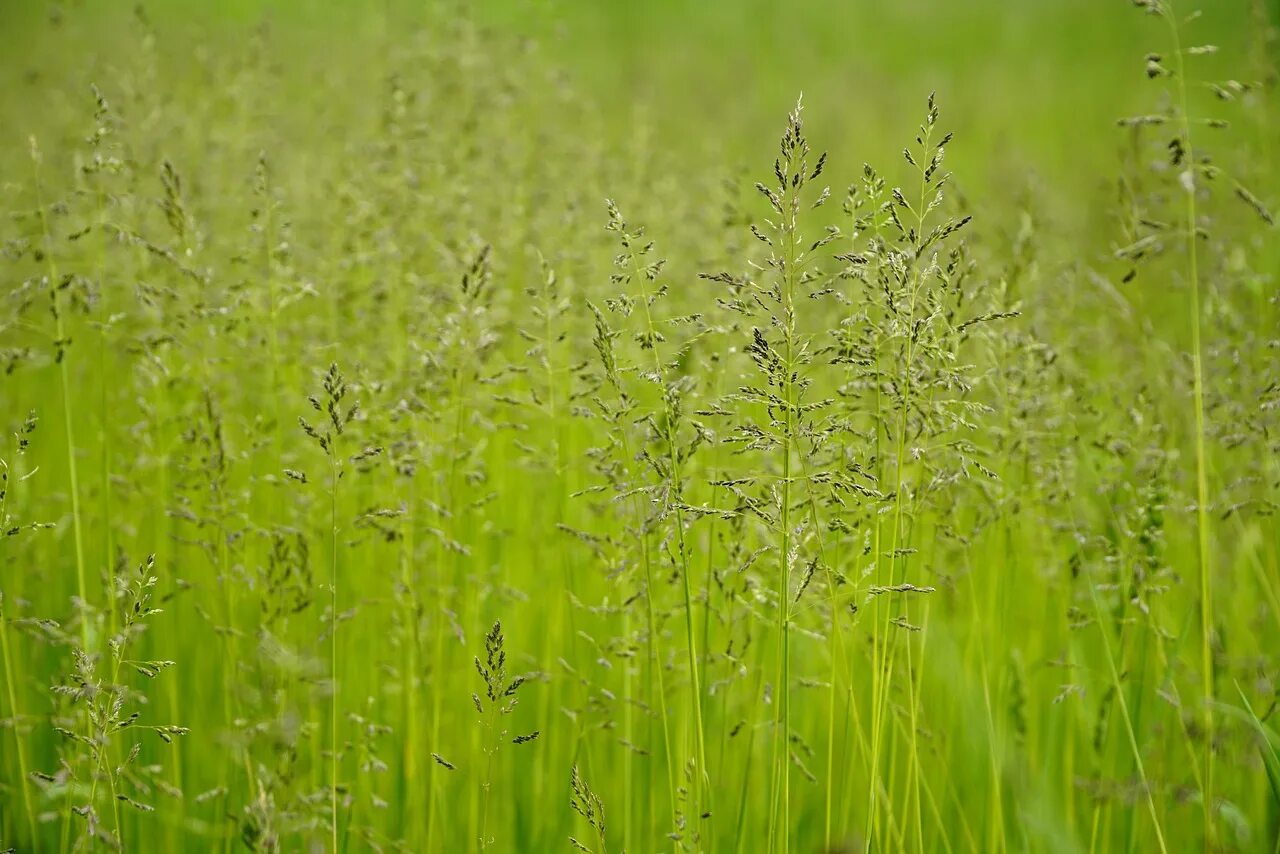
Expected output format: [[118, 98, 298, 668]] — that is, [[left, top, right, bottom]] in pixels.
[[0, 0, 1259, 232]]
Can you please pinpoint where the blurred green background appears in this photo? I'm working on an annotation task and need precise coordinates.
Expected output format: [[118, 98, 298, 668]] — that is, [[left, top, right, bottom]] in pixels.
[[0, 0, 1266, 237]]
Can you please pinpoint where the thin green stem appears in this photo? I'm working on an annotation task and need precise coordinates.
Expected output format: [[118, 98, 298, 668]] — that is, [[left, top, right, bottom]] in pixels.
[[34, 156, 91, 654], [1084, 580, 1169, 853], [1163, 5, 1215, 844], [631, 245, 710, 842], [0, 545, 38, 846], [330, 455, 340, 853], [770, 172, 799, 854]]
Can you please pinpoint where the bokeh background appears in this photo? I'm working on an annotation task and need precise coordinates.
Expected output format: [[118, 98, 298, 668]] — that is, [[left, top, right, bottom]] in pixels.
[[0, 0, 1268, 234]]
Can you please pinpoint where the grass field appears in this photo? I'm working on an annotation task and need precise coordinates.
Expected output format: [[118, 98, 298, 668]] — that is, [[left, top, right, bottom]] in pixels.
[[1, 1, 1278, 851]]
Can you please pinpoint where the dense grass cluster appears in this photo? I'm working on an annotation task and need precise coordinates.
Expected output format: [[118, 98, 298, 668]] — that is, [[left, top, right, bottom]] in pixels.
[[1, 1, 1278, 851]]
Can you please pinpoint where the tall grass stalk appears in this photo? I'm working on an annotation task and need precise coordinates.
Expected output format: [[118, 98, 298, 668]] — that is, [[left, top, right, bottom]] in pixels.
[[32, 141, 91, 653], [627, 220, 711, 837], [0, 593, 37, 844], [1160, 4, 1216, 843], [0, 417, 40, 848], [0, 441, 38, 846]]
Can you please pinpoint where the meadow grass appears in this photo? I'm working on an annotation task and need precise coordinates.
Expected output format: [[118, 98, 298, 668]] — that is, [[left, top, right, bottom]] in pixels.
[[0, 1, 1278, 852]]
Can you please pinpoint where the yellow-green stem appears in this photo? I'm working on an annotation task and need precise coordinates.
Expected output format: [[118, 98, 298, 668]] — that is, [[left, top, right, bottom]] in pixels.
[[1163, 6, 1215, 844]]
